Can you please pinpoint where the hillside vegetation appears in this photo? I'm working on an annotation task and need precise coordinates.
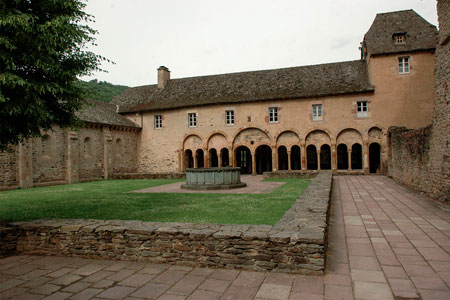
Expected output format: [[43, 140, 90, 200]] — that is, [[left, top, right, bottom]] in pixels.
[[78, 79, 128, 102]]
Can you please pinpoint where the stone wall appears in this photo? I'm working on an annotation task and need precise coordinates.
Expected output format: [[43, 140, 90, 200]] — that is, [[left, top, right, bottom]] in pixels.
[[0, 125, 140, 190], [0, 173, 332, 275]]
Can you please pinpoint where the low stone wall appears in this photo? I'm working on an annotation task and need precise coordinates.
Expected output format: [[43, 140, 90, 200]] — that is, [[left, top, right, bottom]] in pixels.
[[110, 172, 186, 180], [264, 170, 317, 179], [0, 172, 332, 274]]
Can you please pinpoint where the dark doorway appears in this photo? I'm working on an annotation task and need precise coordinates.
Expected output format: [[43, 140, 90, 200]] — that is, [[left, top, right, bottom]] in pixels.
[[337, 144, 348, 170], [220, 148, 229, 167], [278, 146, 288, 170], [291, 145, 301, 170], [235, 146, 251, 174], [196, 149, 204, 168], [209, 148, 218, 167], [185, 149, 194, 169], [369, 143, 381, 173], [256, 145, 272, 174], [351, 144, 363, 170], [307, 145, 317, 170], [320, 144, 331, 170]]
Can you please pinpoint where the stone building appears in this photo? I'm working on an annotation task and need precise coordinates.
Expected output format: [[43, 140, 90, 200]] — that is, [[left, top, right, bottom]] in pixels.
[[0, 9, 441, 189], [114, 10, 437, 176]]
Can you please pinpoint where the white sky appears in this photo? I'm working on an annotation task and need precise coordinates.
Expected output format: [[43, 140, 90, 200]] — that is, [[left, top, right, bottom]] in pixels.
[[80, 0, 438, 87]]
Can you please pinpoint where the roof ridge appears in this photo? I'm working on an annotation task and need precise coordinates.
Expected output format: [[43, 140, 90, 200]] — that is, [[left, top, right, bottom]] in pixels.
[[375, 9, 414, 16]]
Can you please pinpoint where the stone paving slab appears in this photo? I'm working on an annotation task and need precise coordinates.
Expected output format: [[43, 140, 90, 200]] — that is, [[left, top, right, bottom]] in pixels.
[[1, 175, 450, 299], [131, 175, 286, 194]]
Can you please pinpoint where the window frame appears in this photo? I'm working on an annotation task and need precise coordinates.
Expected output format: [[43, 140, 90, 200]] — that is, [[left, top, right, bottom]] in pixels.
[[394, 34, 406, 44], [356, 101, 368, 118], [398, 56, 410, 74], [188, 113, 197, 128], [268, 107, 279, 123], [154, 114, 162, 129], [312, 104, 323, 121], [225, 110, 234, 126]]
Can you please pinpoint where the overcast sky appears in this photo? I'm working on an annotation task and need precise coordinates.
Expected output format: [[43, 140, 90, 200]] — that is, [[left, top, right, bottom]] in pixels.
[[80, 0, 438, 87]]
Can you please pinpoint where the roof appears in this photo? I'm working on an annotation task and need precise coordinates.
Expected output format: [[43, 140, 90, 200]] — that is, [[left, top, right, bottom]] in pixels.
[[113, 60, 374, 113], [76, 100, 140, 128], [363, 10, 438, 56]]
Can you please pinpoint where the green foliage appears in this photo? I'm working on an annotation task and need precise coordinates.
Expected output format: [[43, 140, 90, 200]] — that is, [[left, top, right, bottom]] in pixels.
[[0, 0, 106, 149], [0, 178, 310, 225], [77, 79, 128, 102]]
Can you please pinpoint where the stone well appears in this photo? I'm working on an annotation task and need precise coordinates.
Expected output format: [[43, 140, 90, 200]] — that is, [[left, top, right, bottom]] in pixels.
[[181, 167, 247, 190]]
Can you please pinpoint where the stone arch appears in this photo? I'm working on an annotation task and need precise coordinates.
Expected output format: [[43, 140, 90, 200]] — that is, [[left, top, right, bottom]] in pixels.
[[275, 129, 301, 147], [232, 127, 272, 149], [336, 128, 363, 147], [183, 134, 203, 151], [278, 146, 288, 170], [255, 144, 272, 174], [368, 126, 383, 139], [207, 132, 228, 150], [305, 129, 331, 147]]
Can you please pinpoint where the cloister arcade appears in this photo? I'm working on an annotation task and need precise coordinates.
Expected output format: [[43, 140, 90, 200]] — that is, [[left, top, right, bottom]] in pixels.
[[180, 127, 384, 175]]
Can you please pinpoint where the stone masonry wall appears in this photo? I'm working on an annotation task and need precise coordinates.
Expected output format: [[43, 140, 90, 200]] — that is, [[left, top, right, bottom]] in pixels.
[[0, 173, 332, 274], [0, 146, 18, 188]]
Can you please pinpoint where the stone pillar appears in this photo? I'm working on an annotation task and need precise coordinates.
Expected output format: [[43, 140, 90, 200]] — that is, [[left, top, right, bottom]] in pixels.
[[301, 144, 306, 171], [272, 146, 277, 172], [229, 147, 234, 167], [218, 152, 222, 168], [317, 149, 321, 171], [363, 141, 369, 173], [348, 149, 352, 171], [204, 148, 208, 168], [18, 139, 33, 188], [67, 130, 80, 184], [180, 150, 185, 172], [102, 128, 113, 179], [331, 143, 337, 171], [251, 151, 257, 176], [194, 153, 198, 169], [287, 150, 292, 171]]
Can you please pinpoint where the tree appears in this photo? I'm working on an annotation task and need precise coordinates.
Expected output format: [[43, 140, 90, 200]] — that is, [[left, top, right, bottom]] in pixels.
[[0, 0, 104, 149]]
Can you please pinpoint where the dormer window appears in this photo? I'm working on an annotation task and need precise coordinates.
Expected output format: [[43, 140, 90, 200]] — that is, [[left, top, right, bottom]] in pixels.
[[393, 33, 406, 44]]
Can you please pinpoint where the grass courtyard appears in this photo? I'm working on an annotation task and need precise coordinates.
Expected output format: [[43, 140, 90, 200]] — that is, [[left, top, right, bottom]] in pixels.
[[0, 178, 310, 225]]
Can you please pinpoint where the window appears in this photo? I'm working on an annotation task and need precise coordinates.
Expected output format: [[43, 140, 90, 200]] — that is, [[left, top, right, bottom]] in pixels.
[[188, 113, 197, 127], [312, 104, 323, 121], [225, 110, 234, 125], [154, 115, 162, 129], [393, 33, 406, 44], [268, 107, 278, 123], [398, 57, 410, 74], [357, 101, 368, 118]]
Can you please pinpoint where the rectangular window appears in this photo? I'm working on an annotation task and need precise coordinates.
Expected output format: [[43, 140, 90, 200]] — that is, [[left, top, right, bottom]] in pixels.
[[357, 101, 368, 118], [154, 115, 162, 129], [312, 104, 323, 121], [226, 110, 234, 125], [268, 107, 278, 123], [398, 57, 410, 74], [188, 113, 197, 127], [394, 34, 406, 44]]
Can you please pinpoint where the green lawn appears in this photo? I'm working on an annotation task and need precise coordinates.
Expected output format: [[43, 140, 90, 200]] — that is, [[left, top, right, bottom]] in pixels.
[[0, 178, 310, 225]]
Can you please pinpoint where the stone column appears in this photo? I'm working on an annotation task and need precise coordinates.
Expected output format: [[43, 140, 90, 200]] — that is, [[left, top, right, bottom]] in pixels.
[[301, 144, 306, 170], [363, 141, 369, 173], [18, 139, 33, 188], [251, 151, 257, 176], [180, 150, 185, 172], [194, 153, 198, 169], [204, 148, 208, 168], [229, 147, 234, 167], [102, 128, 112, 180], [317, 149, 321, 171], [331, 143, 337, 171], [272, 146, 277, 172], [348, 149, 352, 171], [287, 150, 292, 171], [67, 130, 80, 183], [218, 152, 222, 168]]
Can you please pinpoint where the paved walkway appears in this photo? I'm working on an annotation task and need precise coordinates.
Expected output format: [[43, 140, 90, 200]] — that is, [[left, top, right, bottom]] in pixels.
[[0, 175, 449, 300], [132, 175, 285, 194]]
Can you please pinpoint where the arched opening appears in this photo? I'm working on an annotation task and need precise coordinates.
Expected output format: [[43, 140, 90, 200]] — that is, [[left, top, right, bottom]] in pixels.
[[185, 150, 194, 169], [351, 144, 363, 170], [337, 144, 348, 170], [369, 143, 381, 173], [235, 146, 252, 174], [307, 145, 318, 170], [291, 145, 301, 170], [209, 148, 218, 167], [256, 145, 272, 174], [320, 144, 331, 170], [278, 146, 288, 170], [83, 137, 92, 157], [196, 149, 204, 168], [115, 138, 123, 157], [220, 148, 229, 167]]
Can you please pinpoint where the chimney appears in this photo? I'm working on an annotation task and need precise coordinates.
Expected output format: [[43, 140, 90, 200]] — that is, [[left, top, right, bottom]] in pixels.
[[157, 66, 170, 89]]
